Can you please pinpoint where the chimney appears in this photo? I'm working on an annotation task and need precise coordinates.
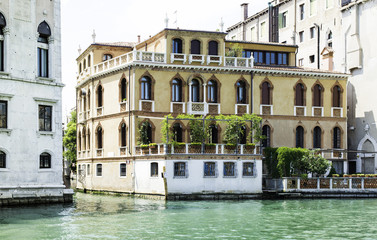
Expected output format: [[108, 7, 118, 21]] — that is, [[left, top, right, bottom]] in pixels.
[[241, 3, 248, 20], [137, 35, 141, 43]]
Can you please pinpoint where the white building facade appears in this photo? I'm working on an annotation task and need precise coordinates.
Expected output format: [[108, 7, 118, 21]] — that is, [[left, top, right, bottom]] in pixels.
[[228, 0, 377, 174], [0, 0, 72, 205]]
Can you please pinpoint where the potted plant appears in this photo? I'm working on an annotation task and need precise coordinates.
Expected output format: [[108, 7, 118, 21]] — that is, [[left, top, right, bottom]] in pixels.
[[140, 144, 149, 154], [244, 143, 256, 154], [189, 142, 202, 153], [205, 143, 216, 153], [173, 142, 186, 153]]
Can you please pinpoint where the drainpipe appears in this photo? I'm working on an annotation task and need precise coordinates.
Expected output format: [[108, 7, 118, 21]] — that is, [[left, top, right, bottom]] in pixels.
[[314, 23, 320, 69]]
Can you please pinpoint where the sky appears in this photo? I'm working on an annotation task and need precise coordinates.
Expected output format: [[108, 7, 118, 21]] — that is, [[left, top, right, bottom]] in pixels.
[[61, 0, 270, 118]]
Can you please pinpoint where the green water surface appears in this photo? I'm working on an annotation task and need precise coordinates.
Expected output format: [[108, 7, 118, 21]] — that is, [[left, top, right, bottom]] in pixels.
[[1, 193, 377, 239]]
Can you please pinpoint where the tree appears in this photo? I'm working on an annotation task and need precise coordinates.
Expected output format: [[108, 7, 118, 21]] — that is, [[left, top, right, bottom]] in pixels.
[[63, 111, 77, 171], [226, 43, 243, 57]]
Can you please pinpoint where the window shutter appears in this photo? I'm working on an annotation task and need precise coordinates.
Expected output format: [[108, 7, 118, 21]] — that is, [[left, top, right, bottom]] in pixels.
[[278, 13, 283, 29], [185, 162, 189, 178]]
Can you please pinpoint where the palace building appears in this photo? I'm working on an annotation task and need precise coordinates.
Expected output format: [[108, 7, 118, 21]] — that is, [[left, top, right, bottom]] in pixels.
[[0, 0, 72, 205], [75, 28, 347, 199]]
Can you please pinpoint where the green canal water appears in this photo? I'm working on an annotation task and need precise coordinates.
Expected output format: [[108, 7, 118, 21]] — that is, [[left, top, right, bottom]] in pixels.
[[1, 193, 377, 239]]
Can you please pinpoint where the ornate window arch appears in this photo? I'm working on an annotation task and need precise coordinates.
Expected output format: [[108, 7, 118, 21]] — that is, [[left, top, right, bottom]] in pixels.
[[261, 81, 272, 105], [96, 83, 103, 107], [172, 78, 182, 102], [332, 84, 343, 107], [96, 124, 104, 149], [332, 126, 342, 149], [312, 82, 324, 107], [262, 124, 272, 147], [119, 121, 127, 147], [296, 126, 305, 148], [82, 127, 86, 151], [313, 126, 322, 148], [294, 81, 306, 106], [37, 21, 51, 78], [236, 80, 247, 104], [119, 76, 127, 102]]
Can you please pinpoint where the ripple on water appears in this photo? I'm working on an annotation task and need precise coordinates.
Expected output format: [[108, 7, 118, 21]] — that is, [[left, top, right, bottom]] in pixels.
[[1, 194, 377, 239]]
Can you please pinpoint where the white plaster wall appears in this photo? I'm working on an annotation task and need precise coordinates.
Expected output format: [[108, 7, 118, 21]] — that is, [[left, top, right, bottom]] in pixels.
[[0, 0, 64, 193], [165, 159, 262, 194], [134, 159, 166, 195]]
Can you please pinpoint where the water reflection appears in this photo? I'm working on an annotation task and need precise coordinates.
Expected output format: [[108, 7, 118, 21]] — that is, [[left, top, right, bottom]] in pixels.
[[1, 193, 377, 239]]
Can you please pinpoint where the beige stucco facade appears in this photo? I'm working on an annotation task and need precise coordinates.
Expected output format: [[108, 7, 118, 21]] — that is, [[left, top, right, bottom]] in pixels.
[[75, 29, 347, 197]]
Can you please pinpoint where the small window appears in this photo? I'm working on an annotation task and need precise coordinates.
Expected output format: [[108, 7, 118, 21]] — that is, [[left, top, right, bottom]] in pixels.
[[237, 81, 246, 104], [97, 126, 103, 149], [260, 22, 266, 38], [191, 79, 200, 102], [151, 162, 158, 177], [204, 162, 216, 177], [262, 125, 271, 148], [38, 47, 49, 78], [310, 0, 317, 16], [208, 41, 218, 56], [190, 40, 201, 55], [103, 54, 112, 61], [141, 76, 152, 100], [279, 11, 287, 28], [223, 162, 235, 177], [298, 58, 304, 66], [171, 79, 182, 102], [97, 85, 103, 107], [120, 78, 127, 101], [174, 162, 186, 177], [120, 123, 127, 147], [299, 31, 304, 43], [87, 164, 90, 175], [250, 27, 256, 41], [261, 82, 271, 105], [313, 126, 322, 148], [39, 105, 52, 131], [333, 127, 341, 149], [243, 162, 254, 176], [172, 38, 183, 54], [313, 84, 322, 107], [309, 55, 315, 63], [333, 85, 341, 107], [0, 151, 6, 168], [120, 163, 127, 177], [295, 83, 305, 106], [299, 4, 305, 20], [207, 80, 217, 103], [96, 164, 102, 176], [88, 55, 91, 67], [296, 126, 304, 148], [310, 27, 315, 39], [40, 152, 51, 168], [0, 101, 7, 128]]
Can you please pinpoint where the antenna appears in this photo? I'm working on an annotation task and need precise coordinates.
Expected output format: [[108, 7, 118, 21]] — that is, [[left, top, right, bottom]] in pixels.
[[173, 10, 178, 28], [164, 13, 169, 28], [219, 17, 224, 32], [92, 29, 96, 43]]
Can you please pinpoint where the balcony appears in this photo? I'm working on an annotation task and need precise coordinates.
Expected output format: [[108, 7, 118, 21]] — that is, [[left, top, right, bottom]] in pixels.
[[139, 100, 155, 112], [134, 143, 261, 156], [79, 51, 254, 83], [170, 102, 186, 114], [235, 104, 249, 115], [294, 106, 306, 116], [120, 101, 128, 112], [187, 102, 206, 115], [260, 104, 273, 115], [331, 107, 343, 117], [312, 107, 324, 117]]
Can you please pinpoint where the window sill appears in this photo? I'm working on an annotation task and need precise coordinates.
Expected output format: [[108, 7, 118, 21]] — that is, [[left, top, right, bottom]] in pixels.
[[0, 168, 10, 172], [203, 175, 217, 178], [37, 131, 55, 138], [0, 128, 12, 136], [36, 77, 54, 82], [119, 176, 127, 178], [173, 176, 188, 179], [150, 176, 159, 178], [223, 176, 237, 178], [0, 71, 10, 76], [242, 175, 257, 178], [38, 169, 53, 172]]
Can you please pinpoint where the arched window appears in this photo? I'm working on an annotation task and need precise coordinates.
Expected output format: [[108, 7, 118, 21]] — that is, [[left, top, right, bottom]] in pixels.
[[83, 59, 86, 70], [82, 128, 86, 150], [40, 152, 51, 168], [145, 122, 152, 144], [88, 55, 91, 67], [332, 85, 341, 107], [208, 124, 218, 144], [121, 123, 127, 147], [141, 76, 151, 100], [313, 84, 322, 107], [97, 126, 103, 149], [172, 79, 182, 102], [87, 90, 91, 110], [120, 78, 127, 101], [208, 41, 218, 55], [78, 132, 81, 151], [295, 83, 305, 106], [313, 126, 322, 148], [0, 13, 6, 71], [172, 38, 183, 54], [207, 80, 217, 103], [0, 151, 6, 168], [191, 79, 200, 102], [333, 127, 341, 149], [103, 54, 112, 61], [262, 125, 271, 147], [97, 85, 103, 107], [296, 126, 304, 148], [172, 123, 183, 142], [237, 81, 246, 104], [37, 21, 51, 78], [239, 125, 247, 144], [87, 129, 91, 150], [79, 63, 82, 73], [191, 40, 201, 54], [261, 82, 271, 105]]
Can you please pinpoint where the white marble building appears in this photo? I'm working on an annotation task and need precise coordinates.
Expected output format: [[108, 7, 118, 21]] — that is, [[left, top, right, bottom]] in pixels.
[[227, 0, 377, 174], [0, 0, 72, 205]]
